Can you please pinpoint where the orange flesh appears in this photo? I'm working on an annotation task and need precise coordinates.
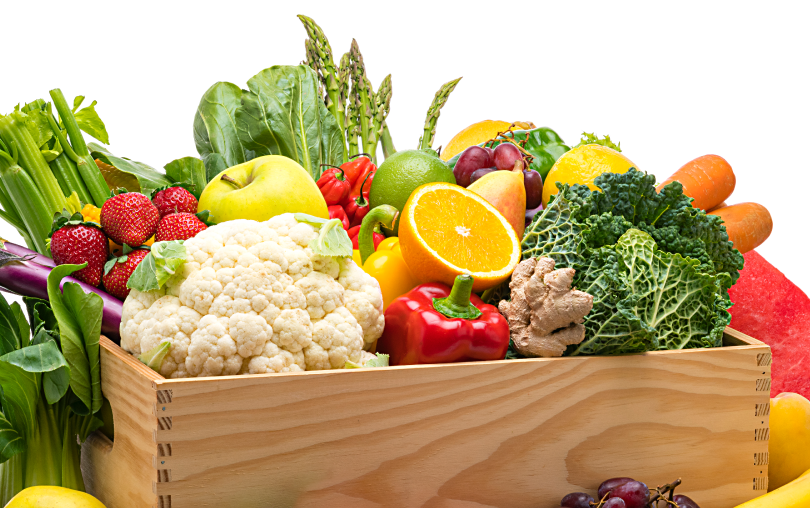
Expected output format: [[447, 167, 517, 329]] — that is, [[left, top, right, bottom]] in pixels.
[[413, 188, 514, 271]]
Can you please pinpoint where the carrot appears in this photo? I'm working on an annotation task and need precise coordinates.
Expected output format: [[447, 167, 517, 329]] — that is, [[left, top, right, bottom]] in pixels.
[[657, 154, 735, 211], [707, 201, 727, 212], [709, 202, 773, 253]]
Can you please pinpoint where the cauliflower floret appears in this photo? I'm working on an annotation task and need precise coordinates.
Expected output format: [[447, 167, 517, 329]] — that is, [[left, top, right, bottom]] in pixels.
[[338, 260, 385, 349], [120, 288, 166, 354], [304, 307, 364, 370], [185, 315, 243, 377], [119, 214, 385, 378], [243, 342, 303, 374]]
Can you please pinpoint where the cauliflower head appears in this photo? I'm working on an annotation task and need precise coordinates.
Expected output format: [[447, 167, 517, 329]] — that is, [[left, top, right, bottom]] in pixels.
[[120, 214, 384, 378]]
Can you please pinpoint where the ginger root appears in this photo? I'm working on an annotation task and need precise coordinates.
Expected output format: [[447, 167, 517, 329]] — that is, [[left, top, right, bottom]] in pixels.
[[498, 257, 594, 357]]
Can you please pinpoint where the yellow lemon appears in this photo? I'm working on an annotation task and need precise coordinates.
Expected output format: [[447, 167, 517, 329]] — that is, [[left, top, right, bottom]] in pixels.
[[542, 144, 638, 206], [441, 120, 535, 161], [6, 486, 106, 507]]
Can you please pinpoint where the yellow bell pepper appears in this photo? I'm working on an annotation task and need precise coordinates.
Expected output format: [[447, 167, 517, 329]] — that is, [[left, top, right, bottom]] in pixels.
[[353, 205, 420, 310], [6, 486, 107, 507]]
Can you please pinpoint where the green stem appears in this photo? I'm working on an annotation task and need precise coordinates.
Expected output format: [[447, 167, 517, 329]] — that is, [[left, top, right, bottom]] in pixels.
[[0, 114, 66, 215], [49, 89, 109, 206], [419, 77, 462, 150], [50, 153, 93, 203], [359, 205, 398, 264], [432, 275, 482, 319], [0, 146, 54, 254], [0, 452, 24, 506], [381, 121, 396, 158]]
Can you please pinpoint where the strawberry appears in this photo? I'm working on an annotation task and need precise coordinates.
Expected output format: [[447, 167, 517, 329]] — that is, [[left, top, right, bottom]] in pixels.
[[100, 192, 160, 246], [152, 187, 198, 217], [49, 212, 109, 287], [155, 212, 208, 242], [103, 248, 150, 300]]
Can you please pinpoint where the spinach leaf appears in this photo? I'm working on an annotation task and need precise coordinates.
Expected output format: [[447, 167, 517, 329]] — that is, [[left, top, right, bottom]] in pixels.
[[164, 157, 207, 198], [237, 65, 345, 181], [194, 82, 249, 181]]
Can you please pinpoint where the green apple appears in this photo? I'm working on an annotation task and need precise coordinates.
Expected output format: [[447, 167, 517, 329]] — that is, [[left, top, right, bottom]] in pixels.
[[198, 155, 329, 223]]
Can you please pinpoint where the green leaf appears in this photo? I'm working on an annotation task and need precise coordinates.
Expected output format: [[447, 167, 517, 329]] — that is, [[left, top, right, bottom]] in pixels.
[[237, 65, 345, 181], [22, 109, 55, 149], [344, 353, 390, 369], [164, 157, 207, 198], [88, 143, 172, 196], [72, 96, 85, 112], [574, 132, 621, 152], [0, 294, 23, 356], [193, 82, 249, 181], [0, 410, 24, 462], [521, 189, 586, 269], [74, 99, 109, 145], [0, 362, 38, 443], [294, 215, 352, 259], [9, 304, 29, 349], [46, 264, 103, 414], [1, 340, 70, 405], [24, 297, 57, 336], [138, 341, 170, 373], [127, 241, 187, 292]]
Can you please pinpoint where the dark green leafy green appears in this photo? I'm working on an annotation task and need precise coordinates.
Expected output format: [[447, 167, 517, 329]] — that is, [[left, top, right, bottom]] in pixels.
[[164, 157, 207, 198], [89, 143, 172, 195], [194, 82, 251, 180], [237, 65, 345, 181]]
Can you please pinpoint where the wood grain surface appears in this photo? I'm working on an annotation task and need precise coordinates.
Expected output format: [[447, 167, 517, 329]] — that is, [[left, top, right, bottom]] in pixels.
[[83, 329, 770, 508]]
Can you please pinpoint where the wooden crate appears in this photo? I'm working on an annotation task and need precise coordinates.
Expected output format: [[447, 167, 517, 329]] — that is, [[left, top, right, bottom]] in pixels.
[[81, 328, 771, 508]]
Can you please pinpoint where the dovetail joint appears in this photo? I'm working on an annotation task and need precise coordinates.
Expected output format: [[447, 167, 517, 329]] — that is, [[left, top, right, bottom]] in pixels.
[[757, 353, 772, 367], [754, 452, 769, 466], [756, 378, 771, 392], [754, 428, 770, 441], [753, 477, 768, 491], [755, 403, 770, 417]]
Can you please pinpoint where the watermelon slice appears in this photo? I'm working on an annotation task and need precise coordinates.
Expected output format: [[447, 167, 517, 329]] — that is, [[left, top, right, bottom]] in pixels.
[[728, 250, 810, 398]]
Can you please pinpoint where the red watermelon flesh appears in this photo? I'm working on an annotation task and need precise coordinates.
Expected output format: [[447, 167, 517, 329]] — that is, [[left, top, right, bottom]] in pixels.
[[728, 250, 810, 398]]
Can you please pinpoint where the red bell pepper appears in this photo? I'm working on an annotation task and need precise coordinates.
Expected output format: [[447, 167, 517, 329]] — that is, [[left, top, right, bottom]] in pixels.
[[317, 167, 351, 205], [376, 275, 510, 365], [347, 225, 384, 250], [348, 157, 376, 197], [340, 153, 374, 186], [343, 171, 373, 227], [328, 205, 350, 230]]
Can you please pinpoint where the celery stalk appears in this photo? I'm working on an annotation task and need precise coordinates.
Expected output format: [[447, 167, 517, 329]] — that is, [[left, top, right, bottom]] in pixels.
[[0, 114, 65, 215], [49, 89, 109, 206], [45, 112, 93, 204], [0, 141, 54, 254]]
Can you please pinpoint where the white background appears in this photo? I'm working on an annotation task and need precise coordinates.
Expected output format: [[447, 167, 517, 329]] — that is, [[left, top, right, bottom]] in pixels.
[[2, 1, 809, 297]]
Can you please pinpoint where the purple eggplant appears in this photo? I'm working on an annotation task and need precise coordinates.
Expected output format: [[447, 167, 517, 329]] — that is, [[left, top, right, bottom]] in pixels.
[[0, 256, 123, 341], [3, 241, 56, 267]]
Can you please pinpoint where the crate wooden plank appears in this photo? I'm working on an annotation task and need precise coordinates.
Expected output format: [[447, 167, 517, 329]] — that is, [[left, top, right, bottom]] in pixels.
[[83, 329, 770, 508]]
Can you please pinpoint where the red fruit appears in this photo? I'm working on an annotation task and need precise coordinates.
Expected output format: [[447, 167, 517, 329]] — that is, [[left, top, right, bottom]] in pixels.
[[50, 225, 109, 287], [101, 193, 160, 246], [153, 187, 198, 217], [728, 250, 810, 398], [103, 249, 150, 300], [155, 213, 208, 242]]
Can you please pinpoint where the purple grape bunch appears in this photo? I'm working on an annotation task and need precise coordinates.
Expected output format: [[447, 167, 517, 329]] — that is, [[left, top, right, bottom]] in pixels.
[[559, 477, 699, 508], [453, 143, 543, 210]]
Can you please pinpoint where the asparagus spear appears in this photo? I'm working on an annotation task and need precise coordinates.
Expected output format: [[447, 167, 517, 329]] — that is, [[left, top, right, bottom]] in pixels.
[[345, 61, 361, 157], [419, 77, 462, 150], [298, 16, 343, 135], [363, 77, 379, 164], [374, 75, 394, 159], [350, 40, 376, 161]]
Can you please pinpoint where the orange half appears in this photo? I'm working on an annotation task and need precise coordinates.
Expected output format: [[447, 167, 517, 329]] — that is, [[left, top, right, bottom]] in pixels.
[[398, 183, 521, 292]]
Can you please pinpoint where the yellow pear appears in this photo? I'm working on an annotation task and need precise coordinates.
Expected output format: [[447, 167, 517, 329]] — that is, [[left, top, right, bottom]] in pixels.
[[198, 155, 328, 223], [467, 163, 526, 238]]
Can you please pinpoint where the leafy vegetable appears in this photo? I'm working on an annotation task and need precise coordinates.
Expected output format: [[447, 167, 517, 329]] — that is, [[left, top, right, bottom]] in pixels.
[[500, 169, 740, 357], [193, 82, 251, 180], [164, 157, 207, 199], [89, 143, 172, 195], [574, 132, 621, 152], [0, 264, 104, 504], [236, 65, 345, 181], [127, 240, 187, 292], [294, 214, 352, 258], [71, 96, 109, 145]]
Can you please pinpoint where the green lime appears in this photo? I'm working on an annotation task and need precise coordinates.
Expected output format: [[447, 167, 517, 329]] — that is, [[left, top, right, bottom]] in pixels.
[[370, 149, 456, 234]]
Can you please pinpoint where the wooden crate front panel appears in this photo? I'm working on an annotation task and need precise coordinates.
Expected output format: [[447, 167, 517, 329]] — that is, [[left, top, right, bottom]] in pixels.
[[143, 334, 769, 508]]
